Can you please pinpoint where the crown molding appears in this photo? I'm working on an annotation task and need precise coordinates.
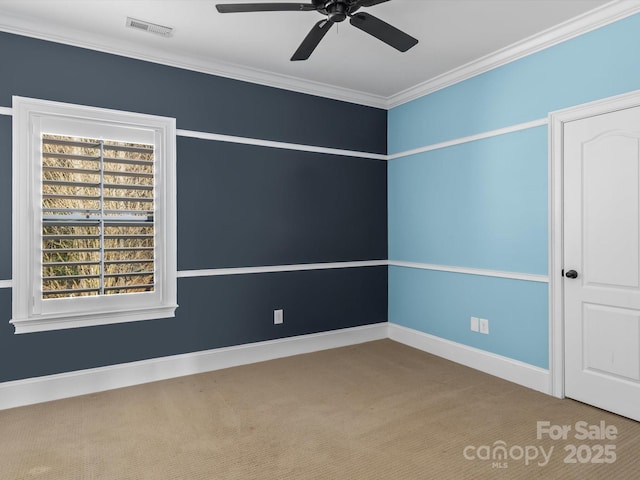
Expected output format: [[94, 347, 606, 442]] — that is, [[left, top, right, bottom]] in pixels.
[[386, 0, 640, 109], [0, 11, 388, 109], [0, 2, 637, 110]]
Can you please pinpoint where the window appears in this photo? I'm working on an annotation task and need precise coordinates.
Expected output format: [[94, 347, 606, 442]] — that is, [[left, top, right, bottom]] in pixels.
[[12, 97, 177, 333]]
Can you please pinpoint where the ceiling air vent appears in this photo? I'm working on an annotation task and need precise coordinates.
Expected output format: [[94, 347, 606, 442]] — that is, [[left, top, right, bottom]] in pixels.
[[126, 17, 173, 37]]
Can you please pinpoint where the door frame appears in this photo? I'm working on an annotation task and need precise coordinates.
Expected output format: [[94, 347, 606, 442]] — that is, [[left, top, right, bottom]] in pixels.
[[548, 88, 640, 399]]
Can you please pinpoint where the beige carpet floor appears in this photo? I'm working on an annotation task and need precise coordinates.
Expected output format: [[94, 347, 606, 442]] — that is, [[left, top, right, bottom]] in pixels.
[[1, 339, 639, 479]]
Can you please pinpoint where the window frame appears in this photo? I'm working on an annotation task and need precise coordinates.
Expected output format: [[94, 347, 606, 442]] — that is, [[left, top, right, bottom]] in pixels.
[[12, 96, 177, 334]]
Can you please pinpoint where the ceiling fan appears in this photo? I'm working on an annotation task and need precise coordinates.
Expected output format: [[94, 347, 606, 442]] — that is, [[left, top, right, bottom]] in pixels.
[[215, 0, 418, 61]]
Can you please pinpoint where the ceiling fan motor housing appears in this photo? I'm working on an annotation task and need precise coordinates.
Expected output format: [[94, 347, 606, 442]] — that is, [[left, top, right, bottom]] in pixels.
[[323, 1, 348, 23]]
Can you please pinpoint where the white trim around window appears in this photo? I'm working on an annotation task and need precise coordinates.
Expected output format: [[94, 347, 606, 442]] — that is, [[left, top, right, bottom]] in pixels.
[[11, 96, 178, 334]]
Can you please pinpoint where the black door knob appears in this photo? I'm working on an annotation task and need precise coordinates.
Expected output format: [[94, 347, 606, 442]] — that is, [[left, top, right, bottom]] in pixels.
[[565, 270, 578, 279]]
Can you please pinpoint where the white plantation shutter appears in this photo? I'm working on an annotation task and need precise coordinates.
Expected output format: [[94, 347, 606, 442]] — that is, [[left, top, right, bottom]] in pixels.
[[41, 135, 156, 298], [12, 97, 177, 334]]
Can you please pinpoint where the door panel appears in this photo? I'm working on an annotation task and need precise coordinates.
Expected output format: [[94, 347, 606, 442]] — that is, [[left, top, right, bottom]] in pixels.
[[564, 105, 640, 421], [583, 304, 640, 381], [583, 134, 640, 288]]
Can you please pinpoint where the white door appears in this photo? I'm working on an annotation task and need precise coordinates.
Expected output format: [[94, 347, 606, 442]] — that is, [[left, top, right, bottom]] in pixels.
[[564, 105, 640, 421]]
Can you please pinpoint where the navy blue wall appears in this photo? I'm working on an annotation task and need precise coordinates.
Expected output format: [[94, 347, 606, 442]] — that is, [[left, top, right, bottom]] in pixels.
[[177, 138, 387, 269], [0, 33, 386, 154], [0, 115, 10, 282], [0, 32, 387, 383]]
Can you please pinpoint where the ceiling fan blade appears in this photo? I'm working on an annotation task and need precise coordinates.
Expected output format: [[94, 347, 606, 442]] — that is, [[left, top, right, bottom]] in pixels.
[[348, 0, 390, 15], [216, 3, 315, 13], [358, 0, 391, 7], [291, 19, 334, 61], [349, 12, 418, 52]]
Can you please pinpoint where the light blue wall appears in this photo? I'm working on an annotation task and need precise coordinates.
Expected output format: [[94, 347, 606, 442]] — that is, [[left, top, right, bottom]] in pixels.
[[388, 12, 640, 370], [389, 267, 549, 367], [389, 13, 640, 155], [389, 126, 548, 274]]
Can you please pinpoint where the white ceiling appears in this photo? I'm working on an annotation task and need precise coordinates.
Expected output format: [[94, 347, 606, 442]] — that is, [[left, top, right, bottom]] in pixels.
[[0, 0, 627, 107]]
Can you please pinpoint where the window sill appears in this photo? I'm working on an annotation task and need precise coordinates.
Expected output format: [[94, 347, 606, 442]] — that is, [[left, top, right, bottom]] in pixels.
[[10, 305, 178, 334]]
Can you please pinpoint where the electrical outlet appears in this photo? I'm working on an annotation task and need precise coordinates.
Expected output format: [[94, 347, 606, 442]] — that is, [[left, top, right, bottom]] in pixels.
[[479, 318, 489, 334], [470, 316, 479, 332], [273, 309, 284, 325]]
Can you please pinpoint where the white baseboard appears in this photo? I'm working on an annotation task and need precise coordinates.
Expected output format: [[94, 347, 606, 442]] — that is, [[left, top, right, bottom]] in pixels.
[[0, 322, 552, 410], [0, 323, 388, 411], [388, 323, 551, 394]]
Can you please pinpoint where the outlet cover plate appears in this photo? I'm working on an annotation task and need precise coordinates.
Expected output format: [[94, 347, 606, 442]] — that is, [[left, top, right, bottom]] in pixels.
[[479, 318, 489, 334], [470, 316, 479, 332]]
